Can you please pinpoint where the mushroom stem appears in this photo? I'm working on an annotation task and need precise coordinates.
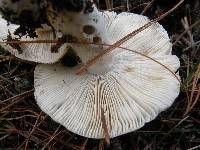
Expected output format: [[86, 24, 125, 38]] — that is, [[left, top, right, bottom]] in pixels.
[[67, 6, 114, 75], [47, 2, 114, 75]]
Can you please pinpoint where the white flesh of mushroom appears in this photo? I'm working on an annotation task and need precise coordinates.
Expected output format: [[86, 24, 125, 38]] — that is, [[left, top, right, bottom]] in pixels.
[[34, 9, 181, 138], [0, 16, 69, 63]]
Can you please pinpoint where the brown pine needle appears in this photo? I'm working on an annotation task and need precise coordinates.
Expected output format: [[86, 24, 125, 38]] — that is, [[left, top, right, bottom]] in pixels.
[[80, 138, 88, 150], [24, 111, 43, 150], [172, 20, 200, 46], [184, 64, 200, 115], [0, 40, 60, 44], [190, 86, 200, 110], [105, 0, 113, 10], [141, 0, 157, 15], [0, 55, 15, 62], [101, 108, 110, 146], [0, 89, 34, 112]]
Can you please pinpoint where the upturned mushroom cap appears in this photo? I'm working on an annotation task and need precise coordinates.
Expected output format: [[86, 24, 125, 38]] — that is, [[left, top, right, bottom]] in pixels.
[[34, 11, 180, 138], [0, 16, 69, 63]]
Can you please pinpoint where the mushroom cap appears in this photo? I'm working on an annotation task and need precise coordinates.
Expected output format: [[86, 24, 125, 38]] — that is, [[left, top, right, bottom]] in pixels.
[[0, 16, 69, 64], [34, 12, 180, 138]]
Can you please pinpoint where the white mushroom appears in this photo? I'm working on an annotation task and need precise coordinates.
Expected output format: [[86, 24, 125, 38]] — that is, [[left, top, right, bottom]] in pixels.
[[0, 16, 69, 63], [34, 8, 180, 138]]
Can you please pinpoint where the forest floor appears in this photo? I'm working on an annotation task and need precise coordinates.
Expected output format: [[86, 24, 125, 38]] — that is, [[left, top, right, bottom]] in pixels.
[[0, 0, 200, 149]]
